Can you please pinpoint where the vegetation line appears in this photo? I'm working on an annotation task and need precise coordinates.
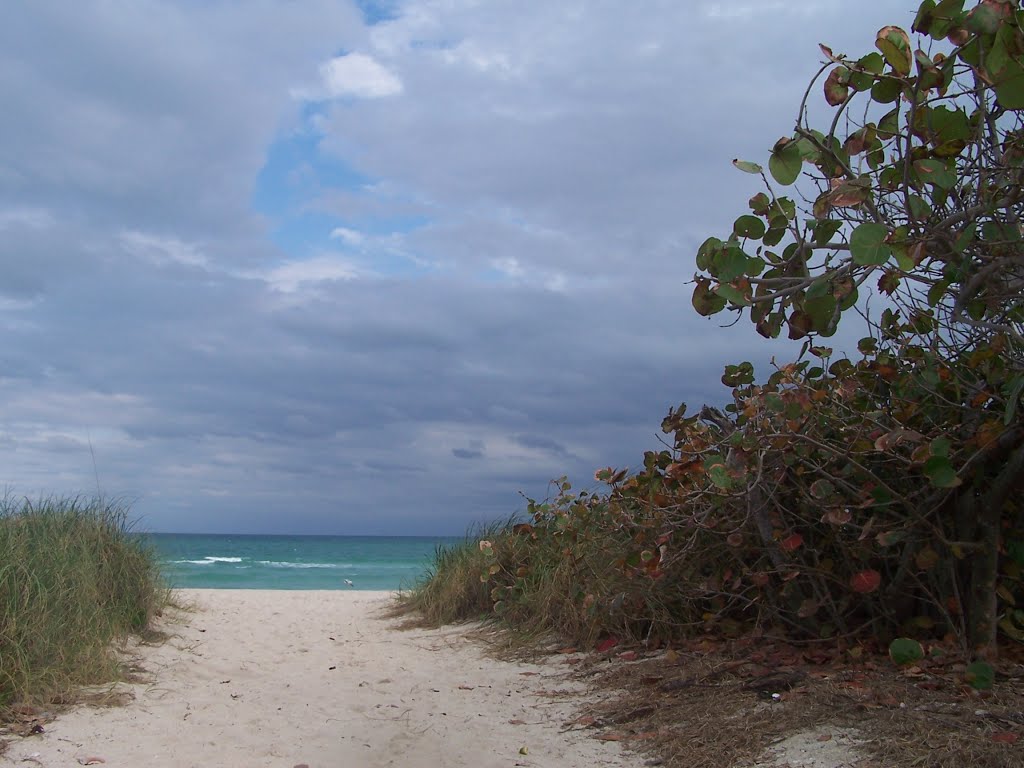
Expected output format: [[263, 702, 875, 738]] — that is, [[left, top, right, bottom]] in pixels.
[[0, 496, 166, 710]]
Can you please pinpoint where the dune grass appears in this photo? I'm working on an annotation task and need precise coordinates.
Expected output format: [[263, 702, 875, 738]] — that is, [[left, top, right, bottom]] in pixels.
[[396, 512, 642, 646], [0, 496, 167, 709]]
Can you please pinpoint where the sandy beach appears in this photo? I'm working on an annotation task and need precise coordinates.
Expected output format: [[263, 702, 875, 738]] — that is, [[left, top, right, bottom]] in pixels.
[[4, 590, 642, 768]]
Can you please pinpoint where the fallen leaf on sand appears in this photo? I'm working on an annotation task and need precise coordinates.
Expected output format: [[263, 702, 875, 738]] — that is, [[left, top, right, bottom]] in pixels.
[[518, 746, 529, 755], [458, 685, 475, 690], [595, 732, 626, 742], [817, 734, 833, 742], [509, 719, 527, 725], [76, 757, 105, 765]]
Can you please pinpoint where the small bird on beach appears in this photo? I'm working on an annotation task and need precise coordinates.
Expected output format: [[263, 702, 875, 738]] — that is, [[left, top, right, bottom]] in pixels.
[[343, 579, 354, 587]]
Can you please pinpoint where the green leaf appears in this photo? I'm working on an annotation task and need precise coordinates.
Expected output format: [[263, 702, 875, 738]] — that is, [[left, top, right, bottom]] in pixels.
[[928, 0, 965, 39], [716, 282, 751, 307], [704, 455, 731, 490], [877, 106, 901, 138], [813, 220, 843, 245], [696, 237, 722, 271], [714, 245, 750, 282], [914, 159, 956, 189], [924, 455, 961, 488], [804, 295, 837, 332], [733, 215, 767, 240], [1003, 375, 1024, 426], [809, 479, 834, 499], [967, 4, 1001, 34], [953, 223, 976, 252], [875, 26, 912, 75], [850, 223, 892, 265], [762, 227, 786, 247], [994, 62, 1024, 109], [966, 660, 994, 690], [769, 139, 803, 185], [889, 638, 925, 666], [913, 0, 939, 35], [732, 159, 763, 174], [871, 77, 903, 103]]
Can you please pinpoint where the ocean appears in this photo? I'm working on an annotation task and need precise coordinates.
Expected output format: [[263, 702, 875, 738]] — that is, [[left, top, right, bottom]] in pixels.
[[144, 533, 462, 591]]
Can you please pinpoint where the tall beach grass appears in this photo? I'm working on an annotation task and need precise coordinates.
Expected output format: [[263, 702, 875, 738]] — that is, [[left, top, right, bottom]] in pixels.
[[0, 496, 166, 708]]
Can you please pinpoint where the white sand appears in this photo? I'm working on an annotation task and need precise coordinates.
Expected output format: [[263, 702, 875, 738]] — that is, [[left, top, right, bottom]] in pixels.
[[5, 590, 643, 768]]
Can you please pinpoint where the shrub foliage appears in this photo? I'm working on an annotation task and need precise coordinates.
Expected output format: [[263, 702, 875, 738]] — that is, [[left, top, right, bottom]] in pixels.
[[409, 0, 1024, 661]]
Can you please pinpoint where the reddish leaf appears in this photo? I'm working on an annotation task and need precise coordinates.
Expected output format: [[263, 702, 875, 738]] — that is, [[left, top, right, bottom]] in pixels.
[[596, 636, 620, 653], [850, 569, 882, 593], [824, 66, 850, 106], [992, 732, 1019, 744], [780, 533, 804, 552]]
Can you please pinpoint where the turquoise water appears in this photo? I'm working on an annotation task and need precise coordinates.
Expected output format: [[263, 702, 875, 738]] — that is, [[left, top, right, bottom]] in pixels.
[[144, 533, 461, 591]]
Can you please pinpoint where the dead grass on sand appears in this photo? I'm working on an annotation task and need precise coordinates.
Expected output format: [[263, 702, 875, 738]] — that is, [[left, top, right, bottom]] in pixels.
[[548, 644, 1024, 768]]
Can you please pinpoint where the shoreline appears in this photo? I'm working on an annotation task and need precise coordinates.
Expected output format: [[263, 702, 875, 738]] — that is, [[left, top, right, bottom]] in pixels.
[[4, 589, 641, 768]]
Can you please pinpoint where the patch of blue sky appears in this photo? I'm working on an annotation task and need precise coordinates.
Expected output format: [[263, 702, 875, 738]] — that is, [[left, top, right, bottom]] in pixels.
[[251, 120, 368, 219], [252, 104, 433, 276], [354, 0, 399, 25]]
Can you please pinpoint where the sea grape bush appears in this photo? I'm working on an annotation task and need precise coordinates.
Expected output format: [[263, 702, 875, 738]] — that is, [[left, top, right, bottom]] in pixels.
[[691, 0, 1024, 655], [474, 0, 1024, 658]]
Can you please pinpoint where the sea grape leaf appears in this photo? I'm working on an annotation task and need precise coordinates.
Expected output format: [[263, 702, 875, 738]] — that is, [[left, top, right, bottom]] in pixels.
[[824, 66, 850, 106], [850, 222, 892, 265], [733, 215, 767, 240], [876, 26, 912, 75], [733, 159, 763, 174], [995, 62, 1024, 109], [850, 569, 882, 593], [769, 138, 803, 185], [889, 638, 925, 665], [924, 455, 961, 487], [966, 660, 995, 690]]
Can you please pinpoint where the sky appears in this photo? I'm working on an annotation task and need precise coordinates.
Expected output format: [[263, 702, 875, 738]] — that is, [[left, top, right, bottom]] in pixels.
[[0, 0, 914, 535]]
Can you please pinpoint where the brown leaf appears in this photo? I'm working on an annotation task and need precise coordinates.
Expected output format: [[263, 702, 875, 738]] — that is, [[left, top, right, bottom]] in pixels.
[[817, 734, 833, 742], [508, 719, 527, 725], [77, 759, 106, 766], [992, 732, 1019, 744], [821, 508, 852, 526], [595, 732, 626, 742]]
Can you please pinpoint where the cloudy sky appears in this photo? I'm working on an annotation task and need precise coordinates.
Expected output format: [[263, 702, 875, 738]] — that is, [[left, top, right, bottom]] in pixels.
[[0, 0, 913, 535]]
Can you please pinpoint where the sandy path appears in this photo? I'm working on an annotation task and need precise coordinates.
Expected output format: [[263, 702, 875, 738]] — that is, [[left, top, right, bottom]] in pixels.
[[4, 590, 641, 768]]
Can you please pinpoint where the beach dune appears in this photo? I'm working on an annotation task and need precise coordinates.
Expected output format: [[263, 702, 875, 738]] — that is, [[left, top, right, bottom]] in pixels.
[[7, 590, 639, 768]]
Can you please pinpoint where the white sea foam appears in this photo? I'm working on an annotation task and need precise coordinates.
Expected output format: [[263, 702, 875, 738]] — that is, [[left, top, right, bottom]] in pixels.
[[171, 556, 244, 565], [255, 560, 346, 569]]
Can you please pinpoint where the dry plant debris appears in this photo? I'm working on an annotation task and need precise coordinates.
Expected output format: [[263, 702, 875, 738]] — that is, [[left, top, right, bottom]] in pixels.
[[550, 637, 1024, 768]]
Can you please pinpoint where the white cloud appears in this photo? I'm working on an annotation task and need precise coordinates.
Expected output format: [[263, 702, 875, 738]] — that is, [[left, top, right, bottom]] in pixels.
[[312, 53, 403, 100], [330, 226, 365, 246], [119, 230, 209, 268], [263, 255, 359, 293], [0, 207, 55, 231]]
